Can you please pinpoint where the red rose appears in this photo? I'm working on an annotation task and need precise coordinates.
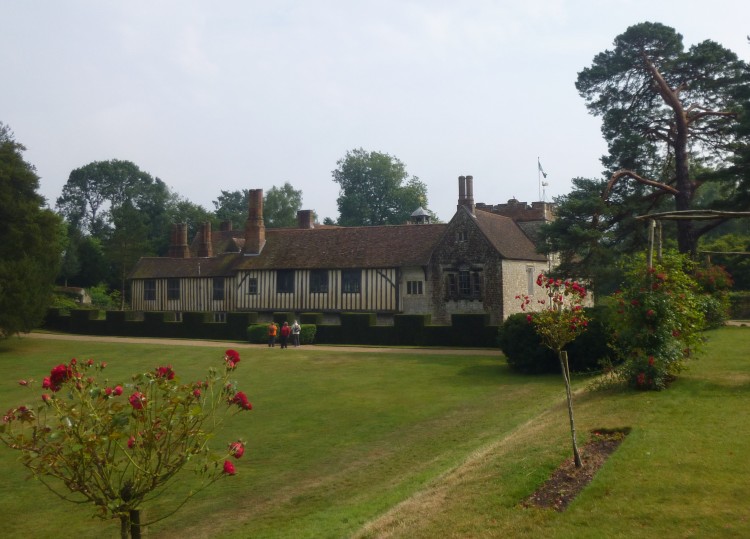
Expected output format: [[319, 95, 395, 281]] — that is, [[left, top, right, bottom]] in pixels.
[[129, 392, 146, 410], [156, 366, 175, 380], [113, 385, 123, 396], [41, 394, 51, 403], [232, 391, 253, 411], [18, 380, 28, 386], [229, 441, 245, 458], [223, 460, 236, 475], [42, 377, 52, 389], [49, 364, 72, 392], [225, 350, 241, 369], [127, 435, 136, 449], [193, 388, 201, 399], [105, 387, 113, 396]]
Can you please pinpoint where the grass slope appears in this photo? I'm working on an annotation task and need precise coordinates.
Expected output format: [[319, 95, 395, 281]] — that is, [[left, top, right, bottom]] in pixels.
[[0, 328, 748, 538]]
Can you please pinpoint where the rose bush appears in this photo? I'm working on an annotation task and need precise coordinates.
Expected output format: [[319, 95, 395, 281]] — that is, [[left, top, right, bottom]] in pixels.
[[0, 349, 252, 539], [611, 251, 705, 390], [517, 274, 590, 468]]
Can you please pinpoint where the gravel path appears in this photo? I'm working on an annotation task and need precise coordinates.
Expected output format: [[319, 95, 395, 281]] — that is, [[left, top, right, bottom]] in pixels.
[[24, 331, 501, 356]]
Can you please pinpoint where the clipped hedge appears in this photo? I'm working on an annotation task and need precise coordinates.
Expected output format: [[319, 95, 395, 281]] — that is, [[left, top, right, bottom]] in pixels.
[[498, 306, 615, 374]]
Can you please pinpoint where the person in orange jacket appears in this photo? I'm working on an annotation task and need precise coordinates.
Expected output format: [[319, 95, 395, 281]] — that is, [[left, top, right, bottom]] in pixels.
[[267, 322, 278, 347]]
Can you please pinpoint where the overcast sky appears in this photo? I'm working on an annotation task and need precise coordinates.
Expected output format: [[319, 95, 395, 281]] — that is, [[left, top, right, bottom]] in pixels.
[[3, 1, 748, 223]]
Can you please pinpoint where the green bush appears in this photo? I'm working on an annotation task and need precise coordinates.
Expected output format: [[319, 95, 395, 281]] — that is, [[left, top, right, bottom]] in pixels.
[[247, 324, 273, 344], [498, 307, 615, 374], [498, 313, 557, 373], [299, 324, 316, 344], [610, 250, 705, 390]]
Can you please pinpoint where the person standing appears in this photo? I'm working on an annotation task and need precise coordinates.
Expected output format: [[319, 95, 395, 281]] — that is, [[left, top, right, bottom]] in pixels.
[[280, 321, 291, 349], [267, 322, 278, 347], [291, 320, 301, 347]]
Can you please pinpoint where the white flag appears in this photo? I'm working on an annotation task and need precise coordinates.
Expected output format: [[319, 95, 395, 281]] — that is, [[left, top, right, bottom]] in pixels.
[[537, 158, 547, 178]]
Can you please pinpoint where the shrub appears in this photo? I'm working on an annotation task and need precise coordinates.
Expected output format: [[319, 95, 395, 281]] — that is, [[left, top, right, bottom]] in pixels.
[[499, 307, 614, 374], [0, 350, 252, 538], [498, 313, 557, 373], [299, 324, 317, 344], [247, 324, 272, 344], [610, 250, 705, 390]]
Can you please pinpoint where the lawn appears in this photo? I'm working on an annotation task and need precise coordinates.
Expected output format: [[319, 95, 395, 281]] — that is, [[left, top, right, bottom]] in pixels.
[[1, 328, 749, 538]]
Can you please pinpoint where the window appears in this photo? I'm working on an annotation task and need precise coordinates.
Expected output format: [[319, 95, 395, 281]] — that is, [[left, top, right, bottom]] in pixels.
[[174, 312, 183, 322], [445, 270, 482, 300], [407, 280, 423, 295], [471, 271, 482, 297], [341, 269, 361, 293], [277, 270, 295, 293], [144, 279, 156, 301], [214, 312, 227, 323], [448, 273, 457, 296], [310, 270, 329, 293], [527, 266, 535, 296], [167, 278, 180, 300], [247, 278, 258, 295], [457, 231, 468, 242], [213, 277, 225, 301], [458, 271, 471, 295]]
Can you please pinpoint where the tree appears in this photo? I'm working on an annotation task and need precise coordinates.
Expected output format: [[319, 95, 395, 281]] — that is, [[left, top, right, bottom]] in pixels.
[[264, 182, 303, 228], [213, 189, 250, 230], [213, 184, 305, 229], [107, 202, 153, 309], [576, 22, 749, 255], [520, 274, 590, 467], [56, 160, 173, 291], [332, 148, 428, 226], [0, 122, 63, 337]]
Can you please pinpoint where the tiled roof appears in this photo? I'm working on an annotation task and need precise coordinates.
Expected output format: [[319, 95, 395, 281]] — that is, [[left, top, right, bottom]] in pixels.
[[131, 224, 448, 278], [473, 208, 547, 261], [129, 210, 546, 280], [234, 224, 448, 270]]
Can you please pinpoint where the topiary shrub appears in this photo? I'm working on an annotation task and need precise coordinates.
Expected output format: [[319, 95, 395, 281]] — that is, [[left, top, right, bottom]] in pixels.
[[299, 324, 316, 344], [247, 324, 269, 344], [499, 307, 615, 374], [498, 313, 557, 373]]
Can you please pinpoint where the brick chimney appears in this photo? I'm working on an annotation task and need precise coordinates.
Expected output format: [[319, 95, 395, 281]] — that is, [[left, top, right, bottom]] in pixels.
[[197, 221, 213, 258], [457, 175, 475, 215], [168, 223, 190, 258], [297, 209, 314, 229], [244, 189, 266, 255]]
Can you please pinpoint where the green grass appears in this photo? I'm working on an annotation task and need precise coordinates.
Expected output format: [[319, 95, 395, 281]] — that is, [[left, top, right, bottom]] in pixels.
[[1, 329, 749, 538]]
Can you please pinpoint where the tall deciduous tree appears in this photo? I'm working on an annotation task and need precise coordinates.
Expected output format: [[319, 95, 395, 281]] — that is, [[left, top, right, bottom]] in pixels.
[[264, 182, 303, 228], [576, 22, 749, 255], [332, 148, 428, 226], [212, 184, 304, 229], [0, 122, 63, 337]]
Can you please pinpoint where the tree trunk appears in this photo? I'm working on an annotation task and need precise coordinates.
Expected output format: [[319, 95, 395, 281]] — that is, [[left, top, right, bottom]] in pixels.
[[559, 350, 583, 468], [130, 509, 141, 539], [118, 510, 141, 539]]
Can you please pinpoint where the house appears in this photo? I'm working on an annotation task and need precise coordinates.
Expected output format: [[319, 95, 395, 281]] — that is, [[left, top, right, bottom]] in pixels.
[[128, 176, 552, 325]]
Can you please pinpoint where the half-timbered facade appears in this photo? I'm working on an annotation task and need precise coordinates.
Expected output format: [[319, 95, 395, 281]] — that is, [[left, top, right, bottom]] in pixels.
[[129, 177, 552, 324]]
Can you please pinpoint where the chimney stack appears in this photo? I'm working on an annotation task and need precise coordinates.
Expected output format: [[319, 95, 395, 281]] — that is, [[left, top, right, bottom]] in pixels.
[[197, 221, 213, 258], [219, 220, 233, 232], [297, 209, 314, 229], [465, 175, 475, 215], [168, 223, 190, 258], [457, 175, 475, 215], [457, 175, 466, 210], [244, 189, 266, 255]]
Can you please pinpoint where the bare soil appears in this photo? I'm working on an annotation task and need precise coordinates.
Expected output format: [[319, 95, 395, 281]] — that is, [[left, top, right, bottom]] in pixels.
[[523, 429, 628, 511]]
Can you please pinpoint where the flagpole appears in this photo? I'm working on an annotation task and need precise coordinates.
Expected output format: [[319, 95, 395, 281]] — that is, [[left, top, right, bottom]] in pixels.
[[537, 156, 541, 201]]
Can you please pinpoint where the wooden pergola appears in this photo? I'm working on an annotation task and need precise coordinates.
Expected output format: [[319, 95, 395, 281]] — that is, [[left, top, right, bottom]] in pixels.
[[634, 210, 750, 268]]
